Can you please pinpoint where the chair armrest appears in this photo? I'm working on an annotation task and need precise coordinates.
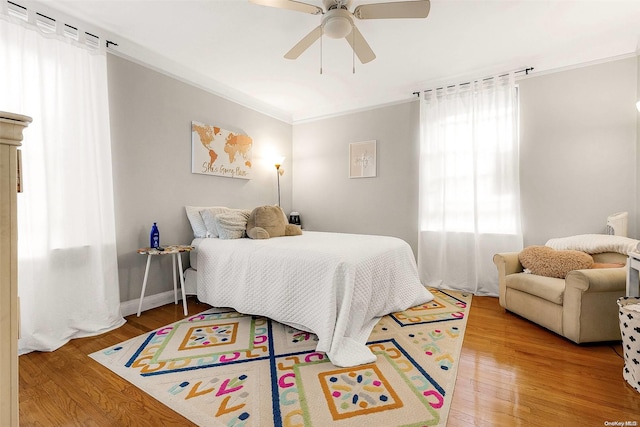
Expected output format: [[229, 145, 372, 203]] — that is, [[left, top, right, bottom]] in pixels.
[[493, 252, 523, 308], [565, 268, 627, 293], [563, 267, 627, 343], [493, 252, 523, 276]]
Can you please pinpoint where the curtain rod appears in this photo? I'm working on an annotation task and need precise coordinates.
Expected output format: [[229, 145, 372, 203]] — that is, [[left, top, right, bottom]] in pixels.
[[413, 67, 534, 97], [6, 0, 119, 49]]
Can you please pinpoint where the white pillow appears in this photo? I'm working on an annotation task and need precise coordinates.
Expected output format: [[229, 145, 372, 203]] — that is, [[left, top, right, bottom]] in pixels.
[[185, 206, 228, 238], [200, 207, 232, 238], [215, 210, 251, 239], [546, 234, 640, 255]]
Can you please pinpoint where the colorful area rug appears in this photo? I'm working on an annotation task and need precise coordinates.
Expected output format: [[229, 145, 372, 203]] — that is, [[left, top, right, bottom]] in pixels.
[[90, 288, 471, 426]]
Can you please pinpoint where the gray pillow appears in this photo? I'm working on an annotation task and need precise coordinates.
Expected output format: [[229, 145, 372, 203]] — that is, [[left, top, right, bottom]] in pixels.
[[200, 207, 232, 238], [185, 206, 229, 238], [214, 210, 251, 239]]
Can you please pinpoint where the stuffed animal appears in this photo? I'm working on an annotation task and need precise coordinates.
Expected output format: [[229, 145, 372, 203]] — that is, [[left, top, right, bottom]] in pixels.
[[246, 205, 302, 239]]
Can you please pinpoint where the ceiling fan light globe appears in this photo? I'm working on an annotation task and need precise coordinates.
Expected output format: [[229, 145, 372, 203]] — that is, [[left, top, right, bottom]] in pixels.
[[324, 16, 352, 38]]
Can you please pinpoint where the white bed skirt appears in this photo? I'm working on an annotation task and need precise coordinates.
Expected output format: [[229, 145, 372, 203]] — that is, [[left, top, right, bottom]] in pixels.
[[183, 266, 198, 296]]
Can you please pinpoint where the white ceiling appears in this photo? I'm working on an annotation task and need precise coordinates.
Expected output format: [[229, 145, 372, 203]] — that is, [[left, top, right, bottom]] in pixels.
[[38, 0, 640, 123]]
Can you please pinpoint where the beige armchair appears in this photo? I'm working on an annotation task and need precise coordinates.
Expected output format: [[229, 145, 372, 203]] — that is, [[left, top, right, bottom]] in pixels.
[[493, 251, 627, 343]]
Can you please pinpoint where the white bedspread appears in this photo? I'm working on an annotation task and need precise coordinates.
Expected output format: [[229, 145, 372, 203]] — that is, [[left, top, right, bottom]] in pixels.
[[195, 231, 433, 367]]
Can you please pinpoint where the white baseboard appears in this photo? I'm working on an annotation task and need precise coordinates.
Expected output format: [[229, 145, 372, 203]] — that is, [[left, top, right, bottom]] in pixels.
[[120, 290, 180, 317]]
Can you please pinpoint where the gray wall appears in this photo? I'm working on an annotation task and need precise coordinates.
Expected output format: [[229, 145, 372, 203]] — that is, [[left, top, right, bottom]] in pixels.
[[519, 57, 638, 245], [291, 56, 639, 256], [107, 54, 292, 302], [292, 102, 420, 255], [108, 53, 638, 303], [637, 54, 640, 240]]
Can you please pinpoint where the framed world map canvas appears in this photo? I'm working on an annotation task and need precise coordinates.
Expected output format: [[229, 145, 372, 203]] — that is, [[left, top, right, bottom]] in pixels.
[[191, 121, 253, 179]]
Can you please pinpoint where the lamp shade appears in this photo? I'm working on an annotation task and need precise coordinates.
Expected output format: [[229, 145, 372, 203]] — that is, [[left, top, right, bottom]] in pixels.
[[636, 100, 640, 112], [274, 156, 285, 168]]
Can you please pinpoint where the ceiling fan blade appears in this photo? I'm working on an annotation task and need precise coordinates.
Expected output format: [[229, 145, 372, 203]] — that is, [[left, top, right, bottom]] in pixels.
[[249, 0, 323, 15], [284, 25, 323, 59], [353, 0, 430, 19], [345, 25, 376, 64]]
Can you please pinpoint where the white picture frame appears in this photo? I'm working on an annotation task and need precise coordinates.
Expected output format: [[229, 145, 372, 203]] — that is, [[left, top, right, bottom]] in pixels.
[[349, 140, 377, 178]]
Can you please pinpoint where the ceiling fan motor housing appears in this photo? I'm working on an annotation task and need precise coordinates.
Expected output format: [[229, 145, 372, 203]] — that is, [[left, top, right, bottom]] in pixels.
[[323, 9, 353, 38]]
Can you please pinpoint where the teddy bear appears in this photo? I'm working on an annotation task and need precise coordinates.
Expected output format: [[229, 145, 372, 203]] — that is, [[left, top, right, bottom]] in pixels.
[[246, 205, 302, 239]]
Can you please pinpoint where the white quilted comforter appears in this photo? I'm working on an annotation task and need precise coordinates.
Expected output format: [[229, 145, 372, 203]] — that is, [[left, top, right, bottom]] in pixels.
[[195, 231, 433, 367]]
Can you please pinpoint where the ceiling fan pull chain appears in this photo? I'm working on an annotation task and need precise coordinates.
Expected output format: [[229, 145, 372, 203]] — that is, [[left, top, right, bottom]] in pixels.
[[320, 25, 323, 75], [352, 29, 356, 74]]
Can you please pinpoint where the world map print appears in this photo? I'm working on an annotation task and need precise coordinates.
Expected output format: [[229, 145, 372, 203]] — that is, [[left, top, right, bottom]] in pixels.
[[191, 121, 253, 179]]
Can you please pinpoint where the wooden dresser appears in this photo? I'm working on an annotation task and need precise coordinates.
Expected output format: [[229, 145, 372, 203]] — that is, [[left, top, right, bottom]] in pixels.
[[0, 111, 31, 427]]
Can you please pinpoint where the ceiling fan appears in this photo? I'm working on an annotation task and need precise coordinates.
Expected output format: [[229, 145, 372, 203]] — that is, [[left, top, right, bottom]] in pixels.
[[249, 0, 431, 64]]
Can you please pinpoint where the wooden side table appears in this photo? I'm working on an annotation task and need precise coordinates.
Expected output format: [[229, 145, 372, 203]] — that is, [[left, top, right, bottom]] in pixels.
[[626, 251, 640, 297], [136, 245, 193, 317]]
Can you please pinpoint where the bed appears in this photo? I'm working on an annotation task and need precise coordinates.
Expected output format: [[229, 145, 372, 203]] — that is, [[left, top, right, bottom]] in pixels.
[[182, 230, 433, 367]]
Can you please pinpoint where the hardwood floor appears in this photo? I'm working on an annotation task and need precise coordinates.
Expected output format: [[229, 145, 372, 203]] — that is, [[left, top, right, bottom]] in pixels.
[[19, 296, 640, 426], [449, 297, 640, 426]]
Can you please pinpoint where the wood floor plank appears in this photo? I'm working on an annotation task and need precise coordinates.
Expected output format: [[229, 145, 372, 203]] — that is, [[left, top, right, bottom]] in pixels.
[[448, 295, 640, 426], [18, 295, 640, 426]]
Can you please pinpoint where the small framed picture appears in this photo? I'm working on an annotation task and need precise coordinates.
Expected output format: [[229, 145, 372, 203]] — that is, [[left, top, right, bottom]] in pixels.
[[349, 140, 376, 178]]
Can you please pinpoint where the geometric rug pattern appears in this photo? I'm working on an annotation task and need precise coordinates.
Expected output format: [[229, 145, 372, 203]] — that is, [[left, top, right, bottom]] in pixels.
[[90, 288, 471, 426]]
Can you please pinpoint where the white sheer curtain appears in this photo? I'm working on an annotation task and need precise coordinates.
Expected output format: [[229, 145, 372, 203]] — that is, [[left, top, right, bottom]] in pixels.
[[0, 10, 125, 354], [418, 73, 523, 295]]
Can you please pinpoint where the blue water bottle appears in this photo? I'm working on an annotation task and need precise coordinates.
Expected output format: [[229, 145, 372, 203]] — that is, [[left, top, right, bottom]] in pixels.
[[150, 222, 160, 248]]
